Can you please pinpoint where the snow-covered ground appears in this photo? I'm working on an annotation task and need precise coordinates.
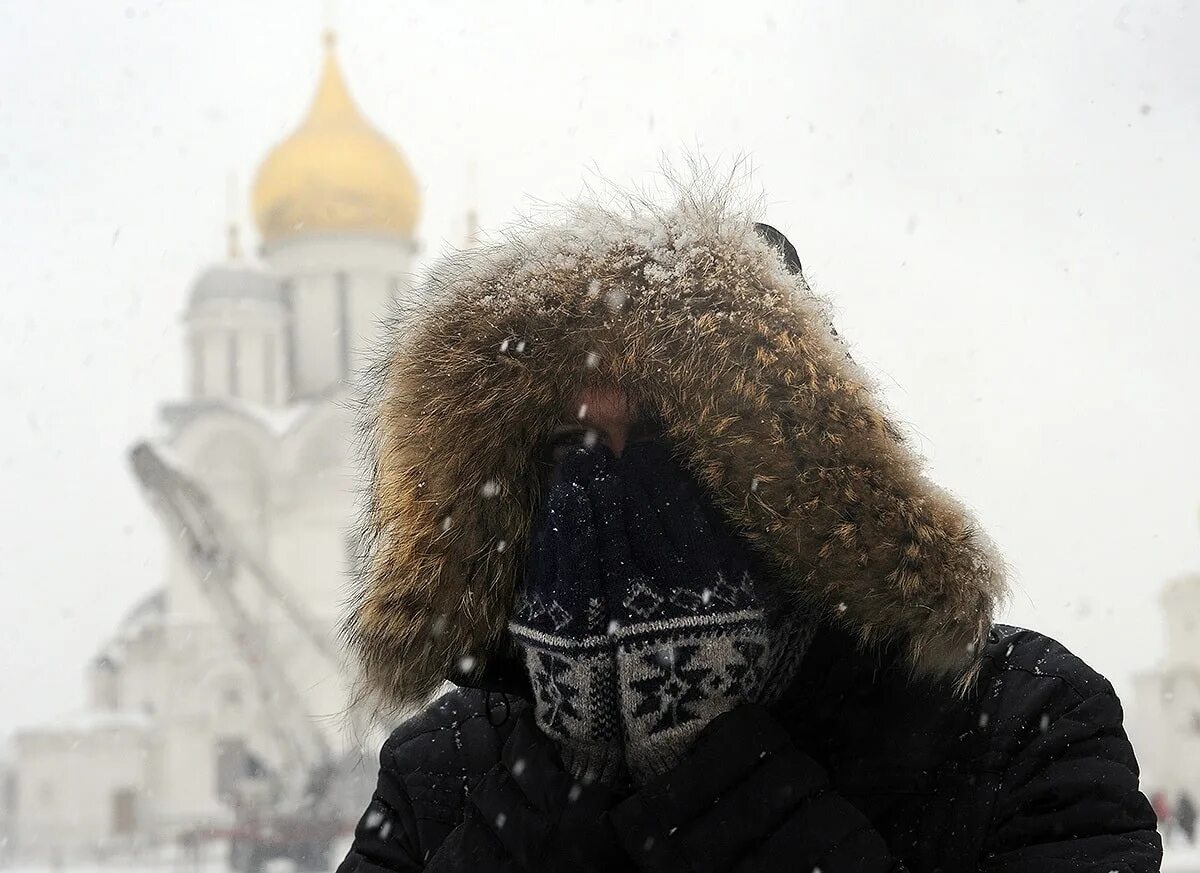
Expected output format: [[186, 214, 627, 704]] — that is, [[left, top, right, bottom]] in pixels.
[[2, 835, 355, 873], [1163, 830, 1200, 871], [3, 860, 337, 873], [4, 836, 1194, 871], [1166, 851, 1200, 872]]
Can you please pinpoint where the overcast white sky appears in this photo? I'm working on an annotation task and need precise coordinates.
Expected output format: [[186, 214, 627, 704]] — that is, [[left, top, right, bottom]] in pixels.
[[2, 0, 1198, 741]]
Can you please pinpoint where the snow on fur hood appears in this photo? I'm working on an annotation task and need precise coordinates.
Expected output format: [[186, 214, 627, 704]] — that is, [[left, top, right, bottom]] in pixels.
[[345, 183, 1006, 710]]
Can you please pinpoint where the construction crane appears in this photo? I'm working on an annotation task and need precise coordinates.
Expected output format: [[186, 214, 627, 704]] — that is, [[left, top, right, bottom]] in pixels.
[[129, 441, 362, 871]]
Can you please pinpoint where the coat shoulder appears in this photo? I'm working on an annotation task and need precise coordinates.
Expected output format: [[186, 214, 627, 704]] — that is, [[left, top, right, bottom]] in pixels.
[[973, 624, 1125, 751], [979, 624, 1116, 703]]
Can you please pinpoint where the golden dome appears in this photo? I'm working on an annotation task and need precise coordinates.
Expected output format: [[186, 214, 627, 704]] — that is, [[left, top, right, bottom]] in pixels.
[[252, 33, 420, 244]]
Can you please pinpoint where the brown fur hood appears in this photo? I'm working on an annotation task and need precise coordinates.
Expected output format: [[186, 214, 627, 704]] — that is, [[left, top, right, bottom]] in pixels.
[[346, 185, 1006, 710]]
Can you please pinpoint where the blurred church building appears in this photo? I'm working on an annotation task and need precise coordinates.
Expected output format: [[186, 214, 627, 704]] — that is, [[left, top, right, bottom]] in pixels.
[[1132, 572, 1200, 802], [8, 33, 437, 861]]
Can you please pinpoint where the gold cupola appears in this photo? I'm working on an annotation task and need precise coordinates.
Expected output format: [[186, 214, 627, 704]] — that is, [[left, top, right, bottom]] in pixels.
[[252, 32, 420, 244]]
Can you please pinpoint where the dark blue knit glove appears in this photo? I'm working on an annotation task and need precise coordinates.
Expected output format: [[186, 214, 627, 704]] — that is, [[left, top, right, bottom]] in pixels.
[[511, 441, 812, 787], [507, 447, 624, 785], [594, 442, 779, 784]]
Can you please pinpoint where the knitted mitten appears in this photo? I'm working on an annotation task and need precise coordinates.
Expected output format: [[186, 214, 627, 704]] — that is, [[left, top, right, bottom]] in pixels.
[[507, 447, 624, 786], [594, 442, 777, 785]]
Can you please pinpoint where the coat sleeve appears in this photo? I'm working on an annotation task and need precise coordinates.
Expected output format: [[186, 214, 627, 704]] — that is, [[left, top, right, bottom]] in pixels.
[[335, 690, 523, 873], [608, 705, 907, 873], [338, 704, 633, 873], [453, 708, 635, 872], [980, 687, 1161, 872], [335, 756, 521, 873], [335, 740, 427, 873]]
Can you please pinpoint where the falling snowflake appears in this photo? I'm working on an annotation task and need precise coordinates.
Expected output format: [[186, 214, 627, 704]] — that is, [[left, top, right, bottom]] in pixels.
[[605, 288, 627, 312]]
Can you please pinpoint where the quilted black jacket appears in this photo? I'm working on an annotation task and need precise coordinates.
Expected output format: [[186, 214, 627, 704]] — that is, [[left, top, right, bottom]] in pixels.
[[337, 623, 1160, 872]]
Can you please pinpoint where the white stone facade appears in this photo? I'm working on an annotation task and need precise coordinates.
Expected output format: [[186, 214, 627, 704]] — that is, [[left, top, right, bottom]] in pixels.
[[1131, 573, 1200, 798], [9, 36, 426, 863]]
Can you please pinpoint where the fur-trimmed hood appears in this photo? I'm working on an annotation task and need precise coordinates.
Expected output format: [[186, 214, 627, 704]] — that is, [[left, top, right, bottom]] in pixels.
[[346, 184, 1006, 710]]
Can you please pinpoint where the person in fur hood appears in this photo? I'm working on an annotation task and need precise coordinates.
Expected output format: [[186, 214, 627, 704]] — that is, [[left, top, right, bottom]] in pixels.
[[337, 181, 1160, 872]]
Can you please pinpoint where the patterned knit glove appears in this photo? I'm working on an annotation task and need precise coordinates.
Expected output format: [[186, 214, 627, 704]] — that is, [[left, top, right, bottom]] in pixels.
[[508, 447, 625, 786], [594, 442, 779, 785]]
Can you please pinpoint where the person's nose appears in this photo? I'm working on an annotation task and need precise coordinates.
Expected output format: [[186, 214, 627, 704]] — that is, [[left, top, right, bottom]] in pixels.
[[576, 387, 633, 456]]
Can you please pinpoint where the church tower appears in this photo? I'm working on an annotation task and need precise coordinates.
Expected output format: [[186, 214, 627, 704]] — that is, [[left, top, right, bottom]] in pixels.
[[10, 31, 426, 861], [251, 30, 420, 398], [156, 32, 422, 832]]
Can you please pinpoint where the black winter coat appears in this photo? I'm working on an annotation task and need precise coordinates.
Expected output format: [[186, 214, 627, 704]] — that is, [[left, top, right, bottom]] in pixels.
[[337, 623, 1160, 873]]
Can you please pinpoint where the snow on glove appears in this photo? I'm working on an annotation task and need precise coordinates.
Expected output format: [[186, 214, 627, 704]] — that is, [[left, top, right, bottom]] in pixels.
[[508, 446, 625, 786], [594, 441, 776, 785]]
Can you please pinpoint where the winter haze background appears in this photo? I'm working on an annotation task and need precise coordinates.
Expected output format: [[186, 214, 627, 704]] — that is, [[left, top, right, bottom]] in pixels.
[[2, 0, 1198, 807]]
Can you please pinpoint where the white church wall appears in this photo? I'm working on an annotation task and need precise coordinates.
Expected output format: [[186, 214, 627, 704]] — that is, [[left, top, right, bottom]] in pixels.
[[87, 646, 164, 720], [116, 628, 169, 720], [13, 720, 150, 862], [1136, 670, 1200, 798], [265, 234, 415, 398], [285, 272, 343, 397], [151, 401, 361, 834], [158, 712, 223, 832], [88, 660, 120, 711], [186, 298, 286, 405], [1164, 576, 1200, 667], [273, 407, 358, 618], [348, 270, 404, 378], [232, 330, 274, 406], [156, 624, 292, 833], [155, 617, 349, 836], [263, 234, 416, 276], [1131, 575, 1200, 800]]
